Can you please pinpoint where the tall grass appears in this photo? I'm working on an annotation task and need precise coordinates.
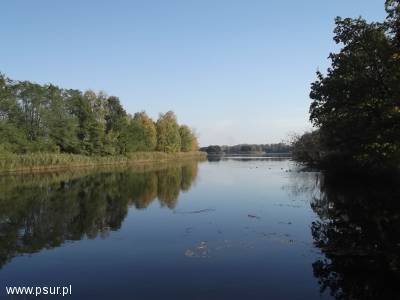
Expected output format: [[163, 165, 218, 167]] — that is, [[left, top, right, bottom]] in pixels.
[[0, 151, 206, 173]]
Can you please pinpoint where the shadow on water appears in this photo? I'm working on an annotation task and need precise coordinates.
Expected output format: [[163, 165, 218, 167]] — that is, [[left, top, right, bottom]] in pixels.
[[0, 161, 199, 269], [292, 170, 400, 299]]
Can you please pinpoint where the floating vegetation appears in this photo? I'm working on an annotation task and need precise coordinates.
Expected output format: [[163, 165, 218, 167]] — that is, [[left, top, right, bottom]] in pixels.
[[174, 208, 216, 215], [184, 241, 209, 258], [278, 221, 293, 225], [248, 214, 261, 219]]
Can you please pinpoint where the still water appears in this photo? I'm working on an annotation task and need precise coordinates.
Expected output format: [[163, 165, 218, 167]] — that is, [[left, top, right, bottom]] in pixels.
[[0, 158, 399, 299]]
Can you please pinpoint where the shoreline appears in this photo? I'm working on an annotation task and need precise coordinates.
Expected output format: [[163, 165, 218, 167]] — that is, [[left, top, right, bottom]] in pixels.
[[0, 151, 206, 174], [206, 153, 292, 157]]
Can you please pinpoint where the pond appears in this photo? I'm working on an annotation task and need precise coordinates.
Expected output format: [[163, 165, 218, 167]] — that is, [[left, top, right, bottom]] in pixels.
[[0, 158, 399, 299]]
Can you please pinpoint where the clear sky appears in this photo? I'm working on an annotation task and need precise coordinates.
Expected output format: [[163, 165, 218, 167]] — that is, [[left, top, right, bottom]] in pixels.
[[0, 0, 385, 146]]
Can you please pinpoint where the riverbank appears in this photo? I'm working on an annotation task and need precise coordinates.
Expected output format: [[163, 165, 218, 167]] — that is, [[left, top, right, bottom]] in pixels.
[[0, 151, 206, 174]]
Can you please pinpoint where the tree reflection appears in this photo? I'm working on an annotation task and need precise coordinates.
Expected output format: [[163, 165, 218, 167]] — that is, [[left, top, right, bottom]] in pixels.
[[157, 167, 182, 209], [310, 173, 400, 299], [0, 161, 199, 268]]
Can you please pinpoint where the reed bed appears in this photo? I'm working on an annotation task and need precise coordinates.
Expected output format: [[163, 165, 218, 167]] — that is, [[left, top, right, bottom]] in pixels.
[[0, 151, 206, 173]]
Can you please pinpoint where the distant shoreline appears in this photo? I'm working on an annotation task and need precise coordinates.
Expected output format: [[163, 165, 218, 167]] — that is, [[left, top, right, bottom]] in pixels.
[[0, 151, 206, 174], [206, 153, 292, 158]]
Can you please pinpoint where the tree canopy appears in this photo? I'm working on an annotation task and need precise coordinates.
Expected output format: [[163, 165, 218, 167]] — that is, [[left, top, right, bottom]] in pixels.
[[0, 73, 199, 155], [295, 0, 400, 171], [156, 111, 181, 153]]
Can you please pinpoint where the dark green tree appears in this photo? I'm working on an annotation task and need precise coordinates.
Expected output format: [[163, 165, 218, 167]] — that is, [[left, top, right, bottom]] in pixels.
[[121, 111, 157, 152], [0, 75, 28, 153], [309, 1, 400, 170], [43, 84, 79, 152], [103, 96, 128, 154]]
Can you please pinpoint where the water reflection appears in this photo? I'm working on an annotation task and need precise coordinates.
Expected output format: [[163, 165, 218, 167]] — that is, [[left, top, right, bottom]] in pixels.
[[0, 161, 199, 269], [2, 158, 400, 299], [290, 171, 400, 299]]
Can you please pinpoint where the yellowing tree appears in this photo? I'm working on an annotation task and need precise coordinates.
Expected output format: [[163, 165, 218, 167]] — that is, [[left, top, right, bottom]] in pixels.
[[156, 111, 181, 153]]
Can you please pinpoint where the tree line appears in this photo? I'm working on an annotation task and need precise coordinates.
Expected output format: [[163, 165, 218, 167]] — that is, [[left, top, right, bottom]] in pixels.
[[200, 143, 291, 155], [292, 0, 400, 172], [0, 73, 198, 155]]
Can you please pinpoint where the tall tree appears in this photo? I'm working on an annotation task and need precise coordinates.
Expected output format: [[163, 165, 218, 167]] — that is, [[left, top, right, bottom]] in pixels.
[[179, 125, 195, 152], [103, 96, 128, 154], [122, 112, 157, 152], [156, 111, 181, 153], [309, 1, 400, 169], [43, 84, 79, 152], [15, 81, 47, 143], [0, 75, 28, 152]]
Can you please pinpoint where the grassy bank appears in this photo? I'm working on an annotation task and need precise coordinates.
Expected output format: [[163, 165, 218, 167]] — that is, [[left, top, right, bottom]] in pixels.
[[0, 151, 206, 173]]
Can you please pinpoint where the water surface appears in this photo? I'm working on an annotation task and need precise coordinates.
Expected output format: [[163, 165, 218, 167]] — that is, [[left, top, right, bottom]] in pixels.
[[0, 158, 399, 299]]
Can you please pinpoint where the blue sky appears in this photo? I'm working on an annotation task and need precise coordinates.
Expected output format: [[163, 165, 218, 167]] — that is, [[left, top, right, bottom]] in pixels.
[[0, 0, 385, 146]]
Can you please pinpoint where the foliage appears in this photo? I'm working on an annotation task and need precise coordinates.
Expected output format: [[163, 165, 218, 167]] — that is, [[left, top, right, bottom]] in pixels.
[[0, 73, 199, 157], [307, 1, 400, 170], [156, 111, 181, 153], [179, 125, 197, 152], [291, 131, 321, 166], [123, 112, 157, 152], [201, 145, 222, 154], [200, 143, 291, 155]]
